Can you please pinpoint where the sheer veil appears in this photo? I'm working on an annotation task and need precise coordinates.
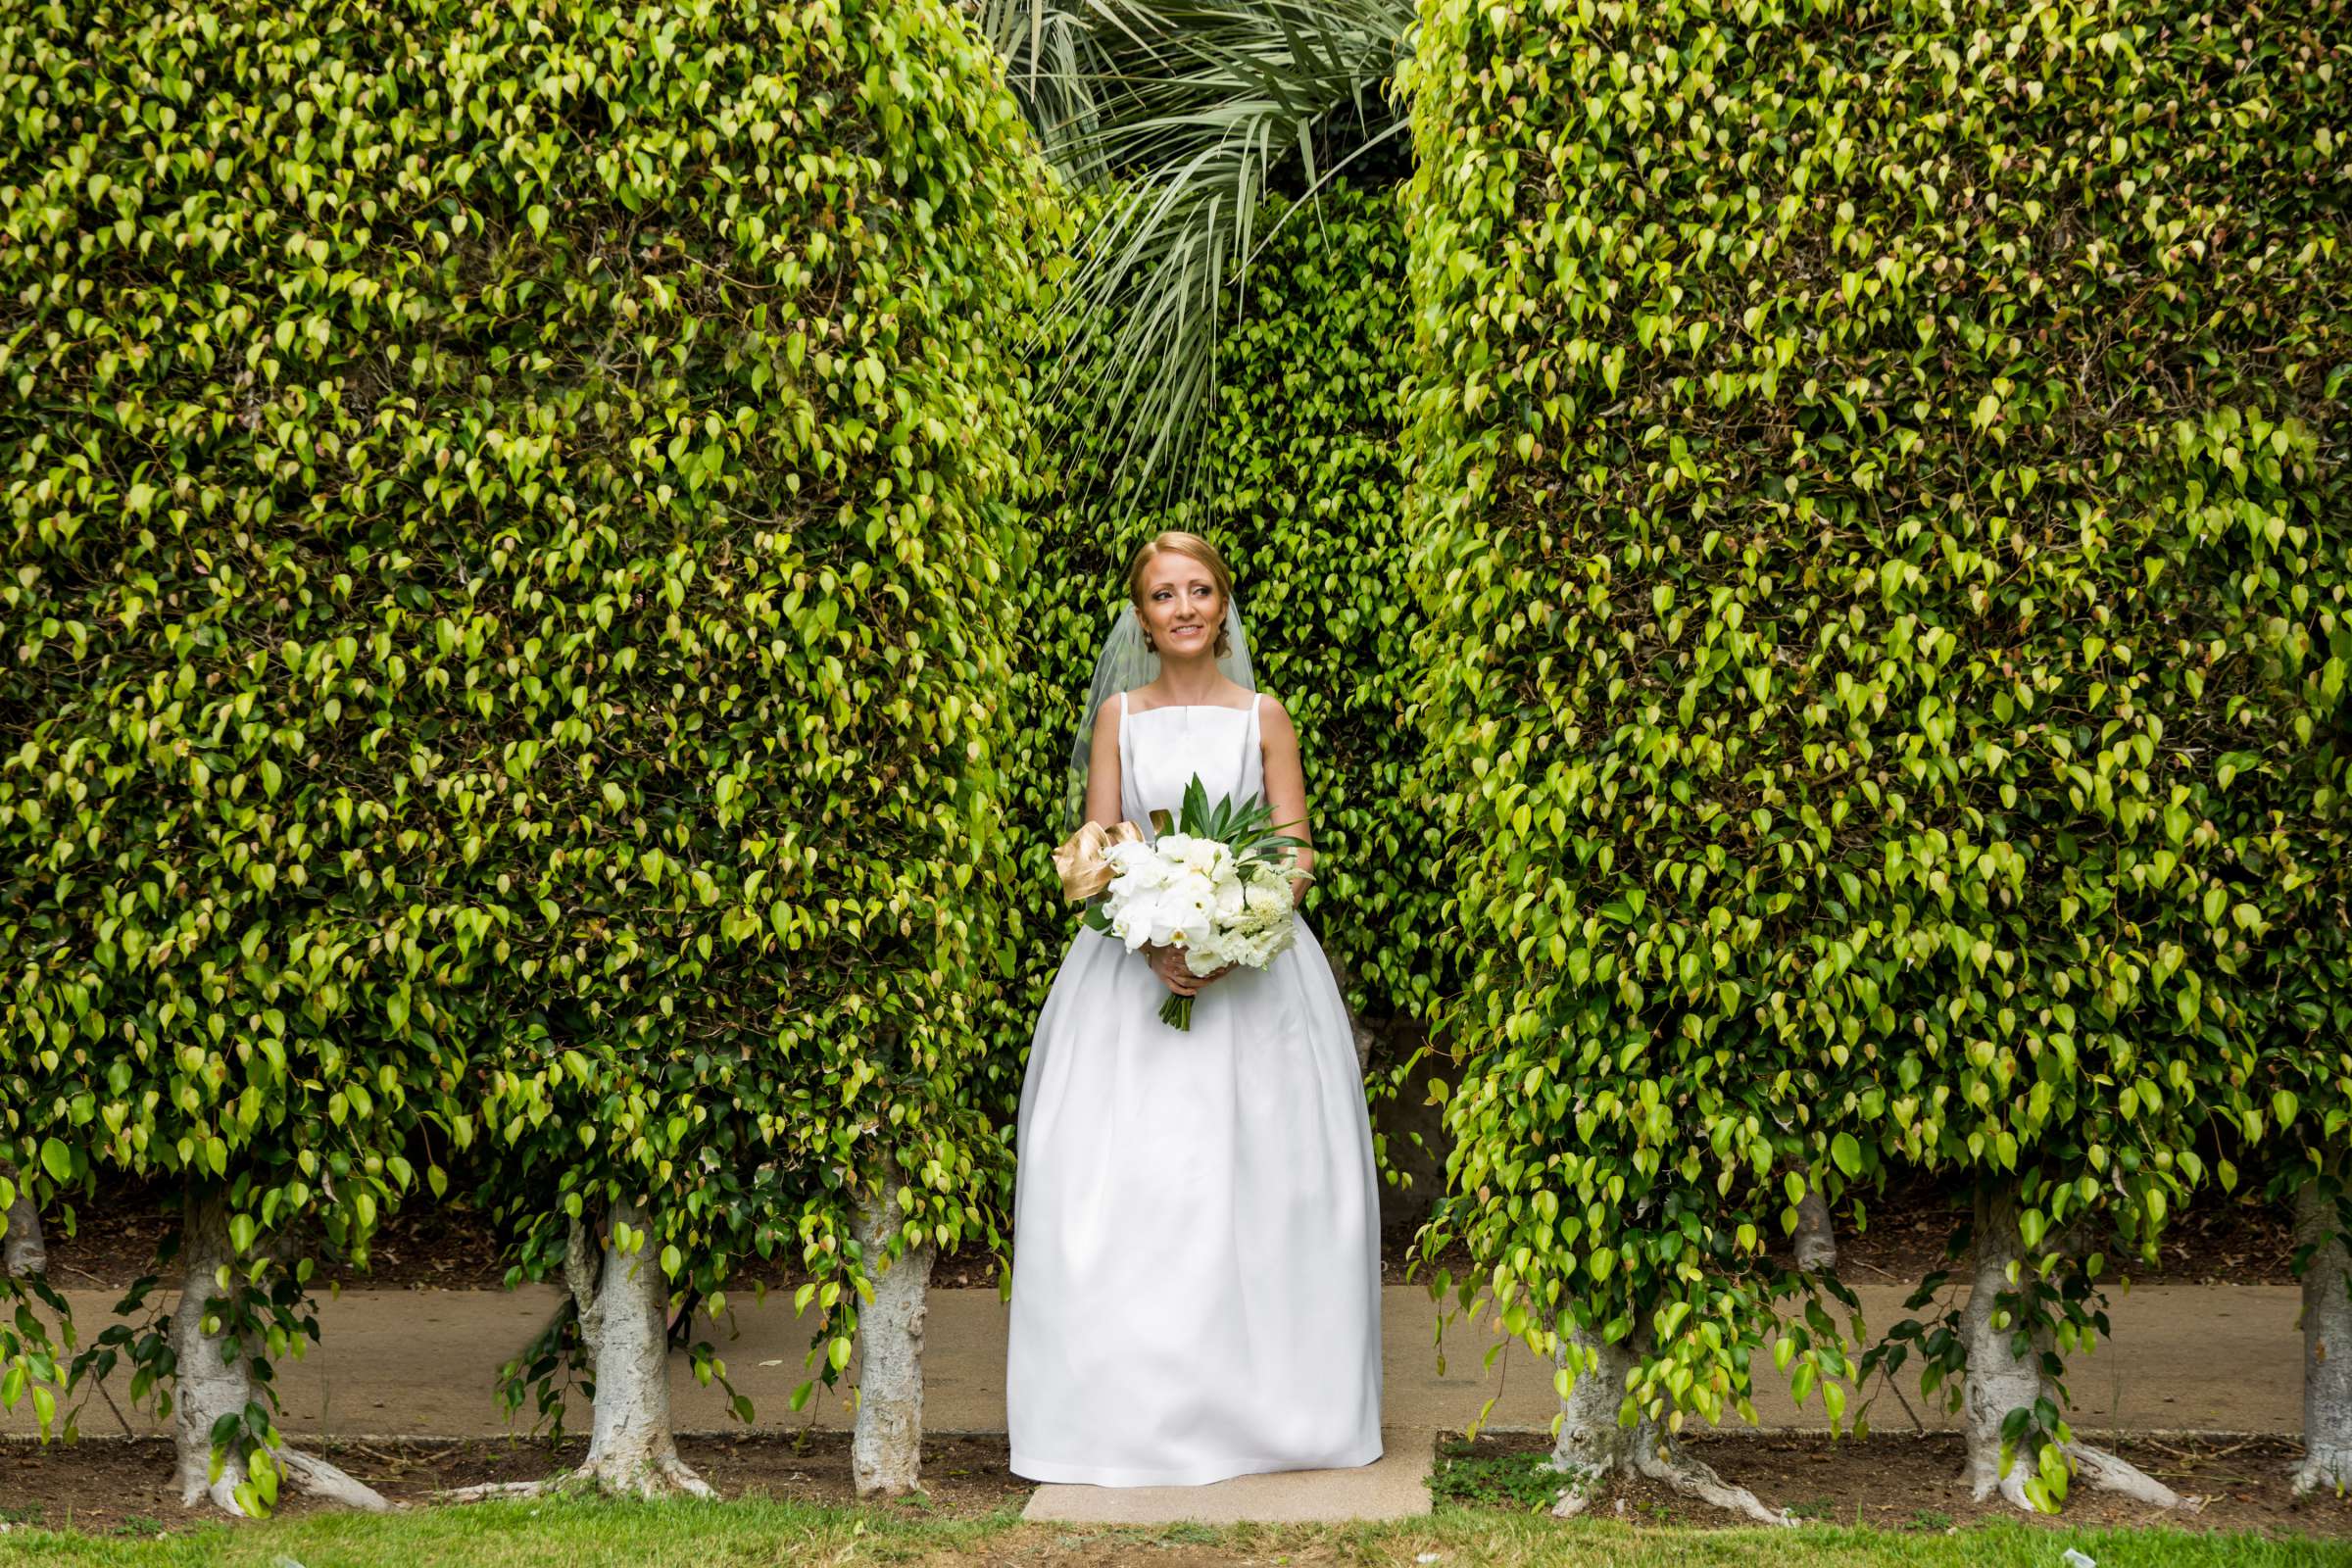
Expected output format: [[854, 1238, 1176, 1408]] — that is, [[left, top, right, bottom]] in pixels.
[[1060, 595, 1255, 838]]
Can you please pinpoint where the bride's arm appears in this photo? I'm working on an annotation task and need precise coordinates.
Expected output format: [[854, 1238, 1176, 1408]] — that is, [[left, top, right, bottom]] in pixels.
[[1084, 694, 1123, 830], [1084, 698, 1170, 970], [1258, 696, 1314, 907]]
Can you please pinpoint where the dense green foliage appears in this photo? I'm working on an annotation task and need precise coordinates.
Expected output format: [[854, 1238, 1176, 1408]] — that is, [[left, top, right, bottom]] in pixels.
[[1399, 0, 2349, 1463], [0, 0, 1063, 1447]]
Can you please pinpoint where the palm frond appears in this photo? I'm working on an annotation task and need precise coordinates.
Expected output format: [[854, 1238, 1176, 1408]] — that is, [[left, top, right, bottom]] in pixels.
[[968, 0, 1416, 509]]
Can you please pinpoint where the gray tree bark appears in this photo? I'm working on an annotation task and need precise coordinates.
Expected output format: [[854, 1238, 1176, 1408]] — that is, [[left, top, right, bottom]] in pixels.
[[851, 1180, 937, 1498], [1544, 1318, 1791, 1524], [1961, 1184, 2189, 1512], [1319, 942, 1379, 1076], [1793, 1187, 1838, 1274], [171, 1184, 390, 1514], [1, 1171, 44, 1277], [569, 1197, 710, 1496], [444, 1198, 711, 1500], [2293, 1176, 2352, 1496]]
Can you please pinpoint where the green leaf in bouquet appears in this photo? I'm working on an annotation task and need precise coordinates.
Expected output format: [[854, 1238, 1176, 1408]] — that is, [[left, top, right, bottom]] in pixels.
[[1169, 773, 1311, 871]]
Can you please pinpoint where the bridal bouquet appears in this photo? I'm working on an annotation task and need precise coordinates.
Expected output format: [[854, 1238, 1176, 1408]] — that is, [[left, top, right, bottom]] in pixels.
[[1055, 776, 1309, 1031]]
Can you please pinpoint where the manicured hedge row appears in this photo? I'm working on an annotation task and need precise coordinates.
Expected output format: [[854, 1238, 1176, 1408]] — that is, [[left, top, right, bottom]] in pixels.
[[1400, 0, 2348, 1493], [0, 0, 1063, 1493]]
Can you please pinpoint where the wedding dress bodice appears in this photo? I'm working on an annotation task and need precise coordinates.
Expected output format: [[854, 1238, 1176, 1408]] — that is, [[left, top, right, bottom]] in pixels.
[[1117, 690, 1263, 840]]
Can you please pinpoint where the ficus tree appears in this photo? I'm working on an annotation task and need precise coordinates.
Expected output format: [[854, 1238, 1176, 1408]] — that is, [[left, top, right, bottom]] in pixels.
[[1398, 0, 2346, 1521], [317, 0, 1061, 1502], [0, 521, 473, 1521], [1, 0, 1063, 1511], [0, 0, 492, 1498]]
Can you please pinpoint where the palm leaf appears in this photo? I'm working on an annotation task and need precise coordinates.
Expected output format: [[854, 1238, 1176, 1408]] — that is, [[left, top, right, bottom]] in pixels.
[[970, 0, 1416, 508]]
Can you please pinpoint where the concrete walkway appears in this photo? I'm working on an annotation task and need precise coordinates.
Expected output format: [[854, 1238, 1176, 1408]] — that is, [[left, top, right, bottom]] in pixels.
[[3, 1280, 2304, 1443]]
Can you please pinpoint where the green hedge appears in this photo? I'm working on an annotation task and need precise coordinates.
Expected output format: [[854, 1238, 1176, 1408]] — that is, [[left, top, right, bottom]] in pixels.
[[1400, 0, 2349, 1446], [0, 0, 1063, 1437]]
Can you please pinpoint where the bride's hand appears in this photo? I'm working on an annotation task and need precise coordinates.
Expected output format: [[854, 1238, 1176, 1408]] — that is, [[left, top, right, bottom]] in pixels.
[[1141, 941, 1198, 996], [1142, 943, 1234, 996]]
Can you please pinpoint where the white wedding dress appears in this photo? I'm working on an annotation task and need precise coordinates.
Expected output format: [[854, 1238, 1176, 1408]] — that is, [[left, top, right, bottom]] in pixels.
[[1006, 690, 1384, 1486]]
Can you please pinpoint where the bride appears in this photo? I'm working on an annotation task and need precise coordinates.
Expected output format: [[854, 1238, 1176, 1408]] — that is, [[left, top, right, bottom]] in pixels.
[[1005, 529, 1385, 1487]]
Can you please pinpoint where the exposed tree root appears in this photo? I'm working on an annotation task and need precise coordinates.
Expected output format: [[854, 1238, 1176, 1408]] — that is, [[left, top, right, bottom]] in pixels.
[[1961, 1184, 2197, 1514], [443, 1198, 712, 1503], [1543, 1322, 1792, 1525], [175, 1433, 396, 1516], [437, 1451, 716, 1503], [2297, 1446, 2352, 1499]]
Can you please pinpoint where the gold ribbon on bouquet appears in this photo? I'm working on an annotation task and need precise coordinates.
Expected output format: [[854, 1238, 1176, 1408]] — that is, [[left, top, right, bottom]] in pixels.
[[1052, 818, 1142, 902]]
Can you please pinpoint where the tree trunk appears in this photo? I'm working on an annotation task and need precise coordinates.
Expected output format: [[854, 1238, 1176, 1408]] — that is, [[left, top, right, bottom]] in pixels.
[[1544, 1318, 1640, 1515], [1961, 1183, 2188, 1512], [1, 1172, 43, 1277], [851, 1180, 937, 1498], [1793, 1187, 1838, 1274], [172, 1184, 390, 1515], [2294, 1175, 2352, 1496], [443, 1199, 710, 1501], [1544, 1317, 1790, 1524], [570, 1199, 711, 1497], [1320, 942, 1379, 1076]]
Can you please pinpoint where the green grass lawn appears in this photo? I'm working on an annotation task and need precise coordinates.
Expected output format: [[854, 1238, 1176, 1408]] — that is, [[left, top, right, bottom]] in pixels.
[[4, 1499, 2348, 1568]]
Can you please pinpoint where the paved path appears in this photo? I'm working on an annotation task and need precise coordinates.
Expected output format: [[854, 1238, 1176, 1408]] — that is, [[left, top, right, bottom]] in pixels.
[[3, 1281, 2302, 1443], [1022, 1427, 1438, 1523]]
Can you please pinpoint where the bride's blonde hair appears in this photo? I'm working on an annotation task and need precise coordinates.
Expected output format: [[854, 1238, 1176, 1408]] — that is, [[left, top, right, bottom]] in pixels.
[[1126, 531, 1236, 659]]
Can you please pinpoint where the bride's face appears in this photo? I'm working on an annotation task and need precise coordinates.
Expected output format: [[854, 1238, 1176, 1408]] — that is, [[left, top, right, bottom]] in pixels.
[[1138, 553, 1222, 660]]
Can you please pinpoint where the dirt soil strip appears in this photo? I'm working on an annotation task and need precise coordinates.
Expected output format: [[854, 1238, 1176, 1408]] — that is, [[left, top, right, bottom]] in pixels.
[[1, 1431, 2346, 1542]]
